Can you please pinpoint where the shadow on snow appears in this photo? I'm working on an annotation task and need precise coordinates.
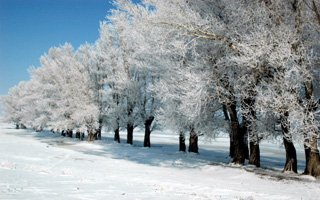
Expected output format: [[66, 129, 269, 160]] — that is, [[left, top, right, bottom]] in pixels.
[[2, 125, 313, 182]]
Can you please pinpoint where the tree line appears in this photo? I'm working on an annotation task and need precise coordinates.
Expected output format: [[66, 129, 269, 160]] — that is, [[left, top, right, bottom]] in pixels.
[[2, 0, 320, 177]]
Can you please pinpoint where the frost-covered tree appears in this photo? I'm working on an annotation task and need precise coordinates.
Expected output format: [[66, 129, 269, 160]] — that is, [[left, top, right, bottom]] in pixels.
[[2, 0, 320, 178], [125, 0, 251, 162], [118, 0, 226, 151], [95, 21, 124, 143], [119, 0, 320, 171], [2, 81, 30, 129], [76, 43, 109, 140], [98, 11, 143, 145], [114, 1, 164, 147], [7, 44, 99, 138], [36, 44, 98, 133]]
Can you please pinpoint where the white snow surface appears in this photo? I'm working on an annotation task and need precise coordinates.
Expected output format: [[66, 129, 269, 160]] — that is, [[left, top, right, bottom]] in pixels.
[[0, 123, 319, 200]]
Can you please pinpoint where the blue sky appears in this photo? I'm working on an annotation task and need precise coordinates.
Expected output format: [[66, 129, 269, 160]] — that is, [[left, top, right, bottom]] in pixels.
[[0, 0, 117, 95]]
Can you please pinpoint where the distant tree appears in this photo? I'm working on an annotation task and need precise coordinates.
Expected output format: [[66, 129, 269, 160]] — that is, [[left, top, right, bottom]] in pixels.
[[2, 82, 30, 129]]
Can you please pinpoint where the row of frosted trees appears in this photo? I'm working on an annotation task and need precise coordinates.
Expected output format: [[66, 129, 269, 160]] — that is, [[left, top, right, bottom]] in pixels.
[[2, 0, 320, 177]]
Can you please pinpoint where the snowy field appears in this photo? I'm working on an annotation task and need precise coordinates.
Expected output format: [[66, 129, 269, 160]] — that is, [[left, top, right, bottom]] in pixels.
[[0, 123, 319, 200]]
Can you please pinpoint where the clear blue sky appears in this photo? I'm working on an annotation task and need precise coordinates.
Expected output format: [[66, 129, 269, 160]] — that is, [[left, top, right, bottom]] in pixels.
[[0, 0, 119, 95]]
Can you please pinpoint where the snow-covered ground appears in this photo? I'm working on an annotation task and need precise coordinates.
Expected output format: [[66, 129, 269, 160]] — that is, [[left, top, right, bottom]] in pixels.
[[0, 123, 319, 200]]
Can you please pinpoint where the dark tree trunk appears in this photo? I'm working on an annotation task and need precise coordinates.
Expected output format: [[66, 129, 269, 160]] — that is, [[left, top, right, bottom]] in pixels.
[[229, 133, 235, 158], [223, 104, 230, 121], [283, 137, 298, 173], [16, 123, 26, 129], [281, 112, 297, 173], [179, 132, 186, 152], [127, 124, 134, 145], [231, 122, 245, 164], [76, 130, 80, 139], [95, 128, 102, 140], [249, 142, 260, 167], [96, 119, 102, 140], [188, 128, 198, 153], [114, 119, 120, 143], [227, 102, 245, 165], [114, 128, 120, 143], [61, 130, 66, 137], [67, 130, 73, 138], [144, 116, 154, 147], [127, 105, 134, 145]]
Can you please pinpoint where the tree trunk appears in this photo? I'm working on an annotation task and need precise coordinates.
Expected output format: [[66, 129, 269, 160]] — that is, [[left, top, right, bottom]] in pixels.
[[16, 123, 26, 129], [67, 129, 73, 138], [231, 122, 245, 164], [283, 137, 298, 173], [95, 128, 102, 140], [223, 104, 230, 120], [229, 132, 235, 158], [227, 103, 245, 165], [188, 128, 198, 153], [179, 132, 186, 152], [302, 82, 320, 177], [76, 130, 80, 139], [61, 130, 66, 137], [303, 138, 320, 177], [242, 97, 259, 166], [240, 125, 249, 160], [249, 142, 260, 167], [127, 124, 134, 145], [80, 132, 85, 141], [98, 131, 102, 140], [114, 119, 120, 143], [114, 128, 120, 143], [97, 119, 102, 140], [281, 112, 297, 173], [88, 129, 95, 142], [223, 104, 234, 158], [144, 116, 154, 147]]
